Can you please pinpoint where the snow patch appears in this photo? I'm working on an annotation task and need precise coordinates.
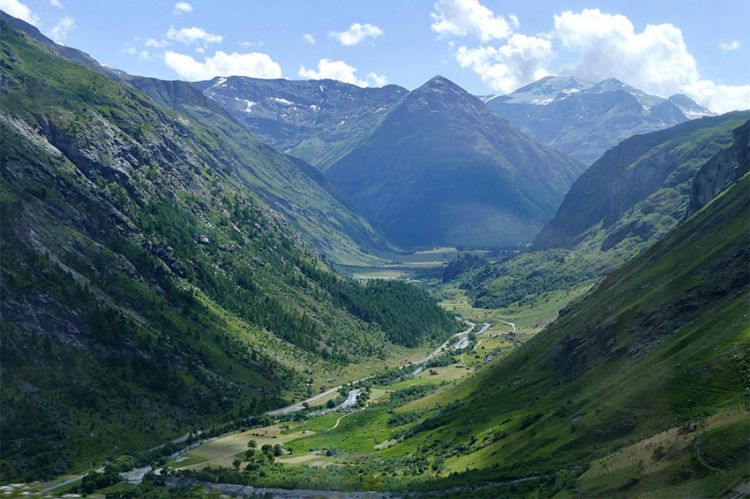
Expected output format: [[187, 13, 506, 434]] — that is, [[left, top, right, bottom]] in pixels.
[[271, 97, 293, 106]]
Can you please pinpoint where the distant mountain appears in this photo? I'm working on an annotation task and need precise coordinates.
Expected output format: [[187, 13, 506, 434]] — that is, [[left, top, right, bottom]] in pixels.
[[325, 76, 584, 250], [486, 76, 714, 164], [195, 76, 408, 169]]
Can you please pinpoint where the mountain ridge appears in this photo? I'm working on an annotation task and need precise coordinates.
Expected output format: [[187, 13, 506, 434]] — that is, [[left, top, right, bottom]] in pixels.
[[487, 75, 714, 164]]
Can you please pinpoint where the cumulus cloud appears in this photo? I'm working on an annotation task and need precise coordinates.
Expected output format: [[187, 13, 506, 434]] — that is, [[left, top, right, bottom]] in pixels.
[[456, 34, 553, 93], [49, 15, 75, 43], [164, 51, 282, 80], [432, 1, 749, 113], [330, 23, 383, 46], [172, 2, 192, 14], [431, 0, 512, 42], [0, 0, 40, 26], [553, 9, 700, 98], [303, 33, 316, 44], [298, 59, 385, 87], [719, 40, 741, 51], [166, 26, 222, 45]]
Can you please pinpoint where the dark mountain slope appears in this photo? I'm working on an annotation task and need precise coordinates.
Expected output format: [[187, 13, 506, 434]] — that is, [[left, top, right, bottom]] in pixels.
[[128, 76, 391, 265], [326, 76, 583, 250], [0, 21, 458, 481], [407, 172, 750, 496], [487, 76, 713, 165], [195, 76, 408, 169]]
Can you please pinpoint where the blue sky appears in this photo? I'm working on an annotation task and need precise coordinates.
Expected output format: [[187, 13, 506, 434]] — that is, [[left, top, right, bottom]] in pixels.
[[2, 0, 749, 111]]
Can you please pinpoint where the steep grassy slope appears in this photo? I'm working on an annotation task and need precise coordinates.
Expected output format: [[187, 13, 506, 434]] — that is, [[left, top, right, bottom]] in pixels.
[[194, 76, 408, 169], [326, 76, 583, 250], [127, 77, 390, 266], [402, 171, 750, 495], [0, 22, 458, 481], [456, 113, 750, 309]]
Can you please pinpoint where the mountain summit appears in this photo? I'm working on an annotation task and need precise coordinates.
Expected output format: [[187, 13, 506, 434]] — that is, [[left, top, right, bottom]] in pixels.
[[325, 75, 583, 250], [486, 76, 713, 164]]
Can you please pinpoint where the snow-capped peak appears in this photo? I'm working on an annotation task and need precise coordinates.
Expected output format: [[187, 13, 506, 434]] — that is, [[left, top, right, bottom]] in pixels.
[[501, 75, 594, 105]]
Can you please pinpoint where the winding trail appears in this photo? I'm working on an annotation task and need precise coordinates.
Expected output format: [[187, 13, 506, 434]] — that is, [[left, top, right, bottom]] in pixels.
[[498, 319, 516, 333], [328, 413, 352, 431]]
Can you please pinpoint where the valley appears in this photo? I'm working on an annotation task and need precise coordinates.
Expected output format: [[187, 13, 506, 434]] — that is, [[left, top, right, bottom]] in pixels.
[[0, 4, 748, 498]]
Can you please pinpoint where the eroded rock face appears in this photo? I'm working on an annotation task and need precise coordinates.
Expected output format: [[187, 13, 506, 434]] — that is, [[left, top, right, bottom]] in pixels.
[[689, 120, 750, 214]]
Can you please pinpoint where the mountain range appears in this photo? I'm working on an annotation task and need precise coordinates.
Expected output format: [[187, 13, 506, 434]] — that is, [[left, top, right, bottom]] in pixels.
[[485, 75, 714, 164], [194, 76, 408, 169]]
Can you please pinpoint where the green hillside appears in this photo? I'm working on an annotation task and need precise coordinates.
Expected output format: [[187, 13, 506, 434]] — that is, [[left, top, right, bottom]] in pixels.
[[402, 172, 750, 496], [0, 22, 458, 482], [454, 113, 750, 310]]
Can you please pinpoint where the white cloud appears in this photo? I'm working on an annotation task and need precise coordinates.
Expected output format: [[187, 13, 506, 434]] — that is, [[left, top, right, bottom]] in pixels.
[[239, 40, 264, 47], [0, 0, 40, 26], [49, 15, 74, 43], [172, 2, 192, 14], [49, 0, 63, 8], [553, 9, 700, 98], [456, 34, 553, 93], [164, 50, 282, 80], [303, 33, 316, 44], [166, 26, 222, 45], [298, 58, 371, 86], [123, 45, 137, 55], [719, 40, 741, 51], [330, 23, 383, 46], [431, 0, 512, 42], [145, 37, 167, 48], [682, 80, 750, 113], [367, 72, 388, 87]]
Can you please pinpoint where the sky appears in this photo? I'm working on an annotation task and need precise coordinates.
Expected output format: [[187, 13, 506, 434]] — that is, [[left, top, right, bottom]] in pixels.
[[2, 0, 749, 112]]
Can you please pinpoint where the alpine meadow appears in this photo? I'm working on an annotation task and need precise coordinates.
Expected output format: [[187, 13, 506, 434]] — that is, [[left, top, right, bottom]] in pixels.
[[0, 1, 748, 498]]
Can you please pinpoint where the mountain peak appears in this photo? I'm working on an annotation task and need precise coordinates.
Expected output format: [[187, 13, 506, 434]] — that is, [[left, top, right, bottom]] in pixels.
[[417, 75, 466, 93], [501, 75, 594, 105], [668, 94, 715, 118]]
